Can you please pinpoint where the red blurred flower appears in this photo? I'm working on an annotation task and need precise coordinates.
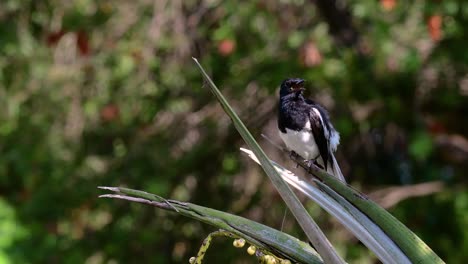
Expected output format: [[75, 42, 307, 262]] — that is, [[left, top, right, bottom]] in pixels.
[[217, 39, 236, 56], [299, 41, 322, 67], [380, 0, 396, 11], [100, 104, 120, 122], [76, 30, 90, 56], [46, 30, 66, 46], [428, 15, 443, 42]]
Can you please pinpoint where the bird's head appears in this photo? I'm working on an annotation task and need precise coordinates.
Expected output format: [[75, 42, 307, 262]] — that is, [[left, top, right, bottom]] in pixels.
[[279, 78, 306, 98]]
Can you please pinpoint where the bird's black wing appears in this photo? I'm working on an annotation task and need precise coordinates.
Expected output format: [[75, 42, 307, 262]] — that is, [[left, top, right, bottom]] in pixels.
[[308, 107, 329, 169]]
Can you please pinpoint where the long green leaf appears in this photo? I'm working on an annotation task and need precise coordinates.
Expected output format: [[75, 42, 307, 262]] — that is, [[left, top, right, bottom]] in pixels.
[[192, 58, 344, 264], [288, 153, 445, 264], [99, 186, 323, 264]]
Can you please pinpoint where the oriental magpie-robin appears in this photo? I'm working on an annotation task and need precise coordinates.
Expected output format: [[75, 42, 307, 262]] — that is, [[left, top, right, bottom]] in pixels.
[[277, 78, 345, 182]]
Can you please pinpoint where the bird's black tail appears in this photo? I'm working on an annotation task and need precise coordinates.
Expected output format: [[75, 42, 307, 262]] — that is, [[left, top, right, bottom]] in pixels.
[[327, 154, 346, 183]]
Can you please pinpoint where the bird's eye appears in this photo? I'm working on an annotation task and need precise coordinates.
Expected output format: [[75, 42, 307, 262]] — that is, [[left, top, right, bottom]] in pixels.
[[289, 87, 293, 91]]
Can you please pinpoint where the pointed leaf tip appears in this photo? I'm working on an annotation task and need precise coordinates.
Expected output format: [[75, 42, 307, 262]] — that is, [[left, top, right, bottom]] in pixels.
[[98, 186, 120, 192]]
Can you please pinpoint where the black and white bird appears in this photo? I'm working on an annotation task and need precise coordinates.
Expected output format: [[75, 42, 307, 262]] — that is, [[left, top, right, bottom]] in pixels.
[[277, 78, 346, 182]]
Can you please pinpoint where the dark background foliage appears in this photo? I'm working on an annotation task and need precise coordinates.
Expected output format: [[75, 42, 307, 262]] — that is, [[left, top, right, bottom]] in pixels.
[[0, 0, 467, 263]]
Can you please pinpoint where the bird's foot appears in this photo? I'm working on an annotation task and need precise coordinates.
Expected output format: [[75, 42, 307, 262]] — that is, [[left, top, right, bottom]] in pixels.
[[306, 159, 324, 173]]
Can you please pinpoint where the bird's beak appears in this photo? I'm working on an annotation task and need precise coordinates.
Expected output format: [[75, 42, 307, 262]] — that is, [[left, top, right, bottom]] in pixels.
[[292, 87, 305, 92], [295, 79, 305, 86], [291, 79, 305, 93]]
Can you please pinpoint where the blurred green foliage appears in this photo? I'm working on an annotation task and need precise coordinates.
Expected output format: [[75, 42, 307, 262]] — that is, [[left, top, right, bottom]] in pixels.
[[0, 0, 467, 263]]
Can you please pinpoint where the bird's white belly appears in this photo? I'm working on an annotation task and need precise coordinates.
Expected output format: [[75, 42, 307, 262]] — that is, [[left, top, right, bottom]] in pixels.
[[279, 128, 319, 160]]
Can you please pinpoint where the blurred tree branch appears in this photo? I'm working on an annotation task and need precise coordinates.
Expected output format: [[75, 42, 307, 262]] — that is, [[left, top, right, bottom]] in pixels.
[[369, 181, 445, 209]]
